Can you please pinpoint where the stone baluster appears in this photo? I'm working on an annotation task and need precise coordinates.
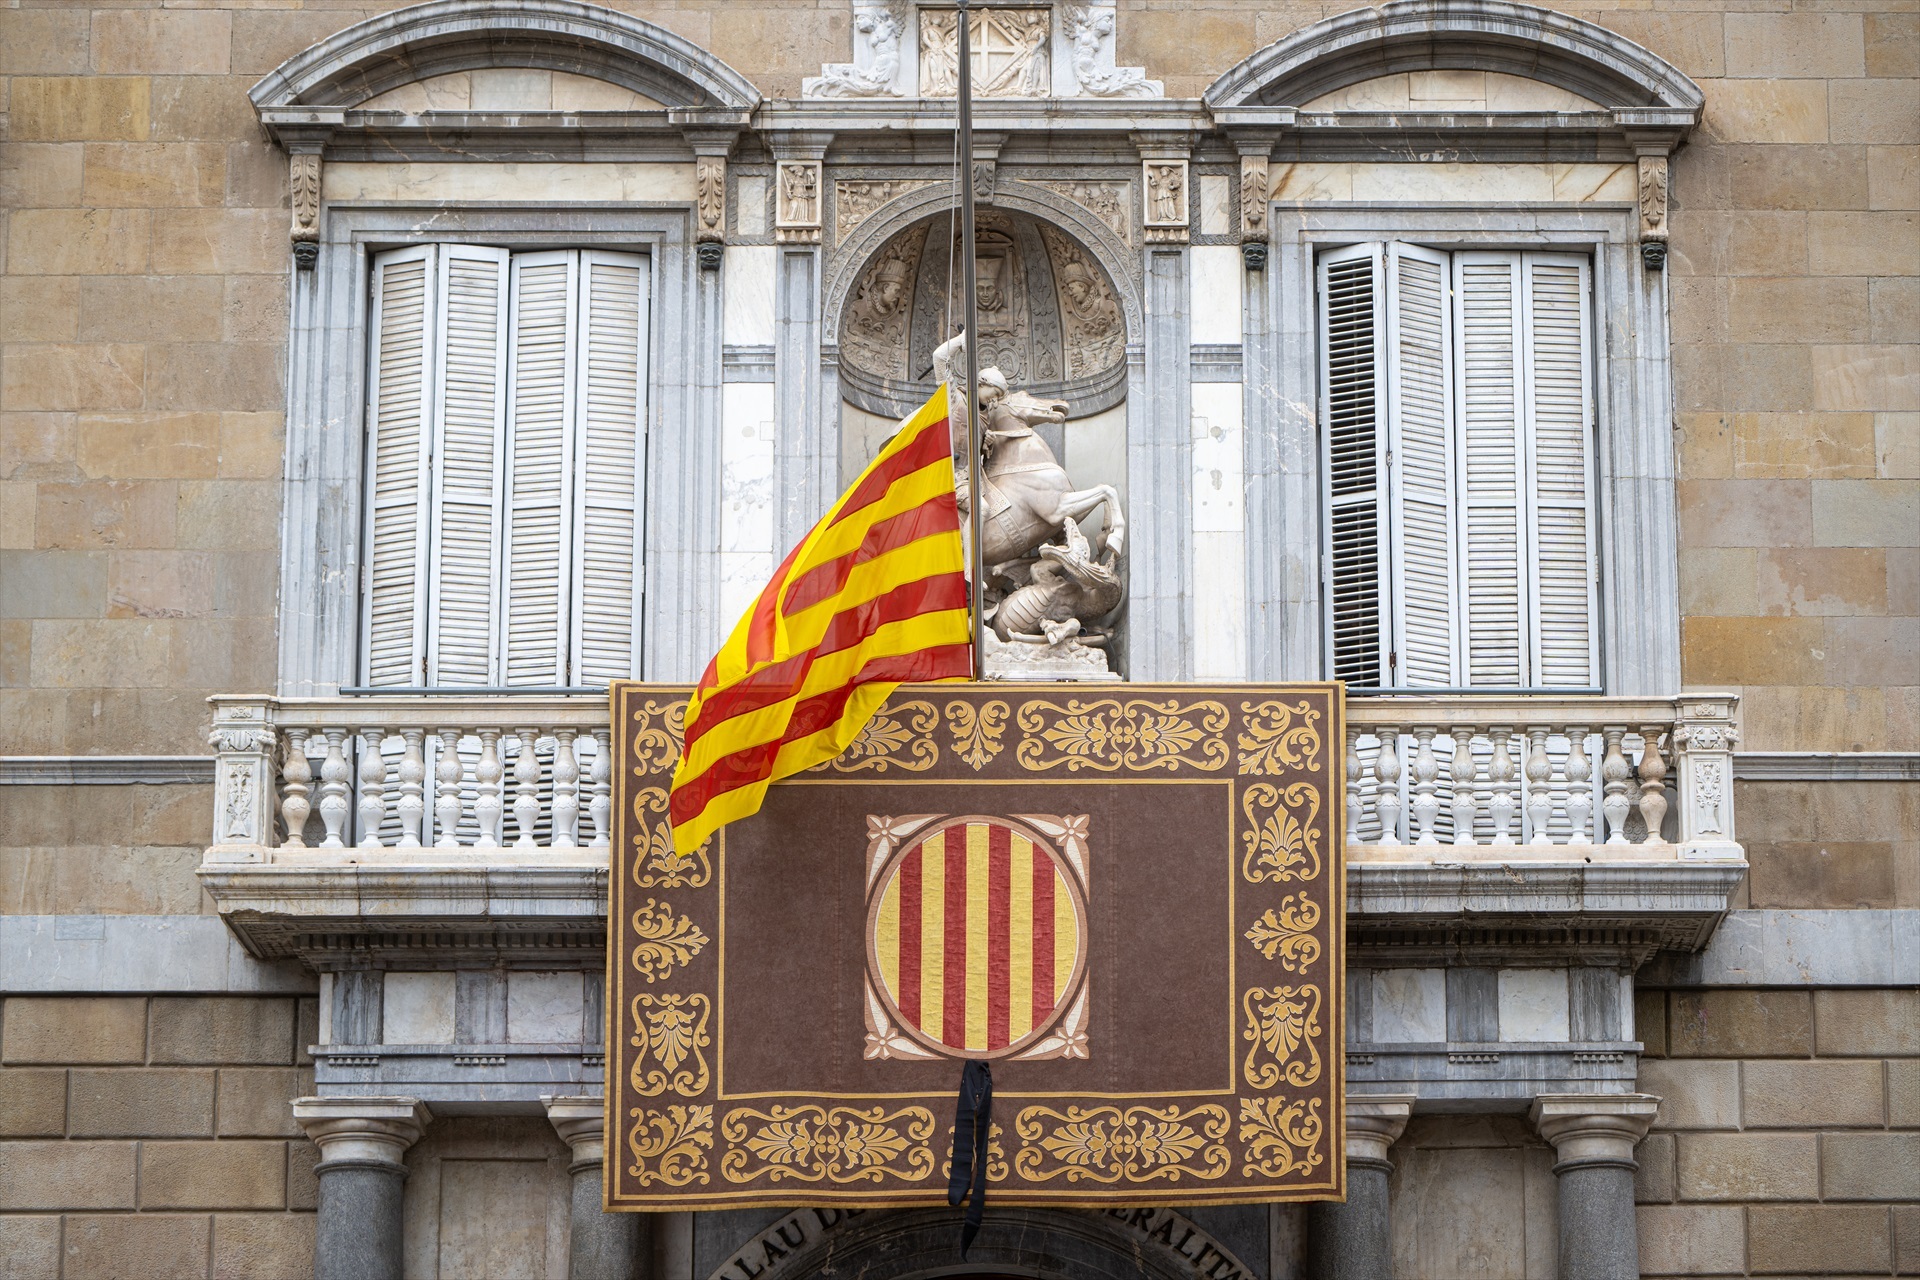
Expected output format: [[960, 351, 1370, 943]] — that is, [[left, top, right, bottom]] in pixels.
[[1565, 727, 1593, 843], [589, 729, 612, 849], [1373, 728, 1402, 845], [1344, 725, 1363, 845], [513, 728, 543, 849], [281, 730, 313, 849], [434, 729, 463, 848], [1450, 727, 1478, 846], [551, 729, 580, 849], [357, 730, 387, 848], [294, 1097, 432, 1280], [1486, 727, 1516, 845], [475, 729, 504, 848], [316, 729, 352, 848], [395, 728, 426, 848], [1531, 1094, 1659, 1280], [1526, 727, 1554, 845], [1409, 727, 1440, 846], [546, 1095, 646, 1280], [1637, 727, 1669, 844], [1306, 1094, 1415, 1280], [1601, 728, 1631, 845]]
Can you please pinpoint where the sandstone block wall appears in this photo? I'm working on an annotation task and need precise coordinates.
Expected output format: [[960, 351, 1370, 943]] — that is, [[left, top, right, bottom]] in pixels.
[[1735, 779, 1919, 909], [0, 994, 318, 1280]]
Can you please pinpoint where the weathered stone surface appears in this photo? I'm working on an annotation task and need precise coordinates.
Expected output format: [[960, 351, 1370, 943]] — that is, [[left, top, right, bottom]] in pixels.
[[146, 344, 285, 414], [1870, 145, 1920, 211], [78, 278, 224, 345], [82, 142, 227, 208], [0, 1067, 67, 1136], [1749, 841, 1897, 908], [1639, 1058, 1739, 1130], [1895, 1204, 1920, 1275], [33, 480, 175, 549], [1749, 1204, 1890, 1274], [217, 1067, 311, 1138], [175, 479, 282, 551], [1677, 479, 1813, 547], [1635, 989, 1668, 1057], [1890, 1059, 1920, 1128], [1831, 80, 1920, 145], [0, 144, 86, 210], [0, 550, 107, 619], [2, 344, 145, 413], [1822, 1132, 1920, 1200], [92, 10, 232, 77], [0, 1141, 136, 1209], [213, 1213, 317, 1280], [10, 78, 150, 141], [1813, 346, 1920, 413], [150, 996, 294, 1065], [1, 995, 147, 1063], [1816, 989, 1920, 1055], [63, 1213, 211, 1280], [1724, 12, 1866, 78], [1742, 1058, 1886, 1128], [0, 1216, 63, 1280], [140, 1139, 288, 1210], [69, 1067, 216, 1137], [1728, 147, 1868, 214], [287, 1138, 320, 1211], [77, 411, 220, 480], [1633, 1132, 1675, 1204], [1675, 1132, 1819, 1201], [5, 209, 150, 275], [107, 549, 216, 619], [1682, 615, 1823, 685], [214, 412, 285, 481], [1814, 478, 1920, 547], [1756, 547, 1887, 615], [29, 619, 172, 689], [1703, 79, 1829, 146], [148, 208, 284, 275], [1634, 1204, 1746, 1277]]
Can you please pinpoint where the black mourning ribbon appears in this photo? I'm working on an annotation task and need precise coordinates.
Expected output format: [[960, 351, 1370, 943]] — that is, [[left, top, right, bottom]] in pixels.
[[948, 1059, 993, 1256]]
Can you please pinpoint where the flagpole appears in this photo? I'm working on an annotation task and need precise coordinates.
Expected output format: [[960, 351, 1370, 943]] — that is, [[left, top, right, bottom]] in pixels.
[[955, 0, 987, 681]]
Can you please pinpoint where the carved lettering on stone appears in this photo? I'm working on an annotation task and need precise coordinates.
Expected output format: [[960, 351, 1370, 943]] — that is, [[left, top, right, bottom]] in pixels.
[[1239, 156, 1269, 240], [1041, 224, 1124, 379], [776, 161, 823, 243], [921, 7, 1051, 98], [804, 1, 908, 98], [1036, 180, 1131, 245], [1061, 2, 1160, 97], [696, 156, 726, 243], [836, 179, 934, 241]]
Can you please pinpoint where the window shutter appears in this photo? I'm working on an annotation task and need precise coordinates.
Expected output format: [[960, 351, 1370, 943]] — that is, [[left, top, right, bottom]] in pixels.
[[570, 251, 651, 685], [364, 246, 438, 687], [1319, 244, 1387, 687], [501, 252, 579, 687], [1520, 252, 1597, 687], [426, 245, 511, 686], [1451, 251, 1525, 687], [1386, 242, 1458, 688]]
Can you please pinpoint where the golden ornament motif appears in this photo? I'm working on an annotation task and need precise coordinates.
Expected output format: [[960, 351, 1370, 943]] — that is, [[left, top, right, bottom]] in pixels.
[[631, 786, 710, 889], [629, 993, 711, 1098], [631, 898, 709, 983], [629, 699, 688, 774], [815, 700, 939, 773], [1015, 698, 1229, 773], [1237, 700, 1324, 774], [1012, 1104, 1231, 1183], [1238, 1096, 1325, 1179], [1243, 896, 1323, 972], [627, 1104, 713, 1186], [1243, 984, 1323, 1089], [945, 698, 1011, 770], [939, 1121, 1010, 1182], [719, 1105, 937, 1184], [1241, 782, 1323, 884]]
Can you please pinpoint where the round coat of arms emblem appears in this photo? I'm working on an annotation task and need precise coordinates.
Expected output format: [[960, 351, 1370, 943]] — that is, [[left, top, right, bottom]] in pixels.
[[866, 815, 1088, 1060]]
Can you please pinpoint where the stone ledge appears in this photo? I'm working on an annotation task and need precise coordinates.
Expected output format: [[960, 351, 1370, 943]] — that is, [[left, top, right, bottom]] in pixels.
[[0, 915, 316, 995], [1344, 1042, 1643, 1111], [1637, 909, 1920, 988], [312, 1043, 603, 1113], [0, 755, 216, 786]]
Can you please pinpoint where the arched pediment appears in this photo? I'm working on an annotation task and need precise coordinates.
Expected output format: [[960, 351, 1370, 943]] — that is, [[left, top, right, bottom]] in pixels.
[[249, 0, 760, 112], [1205, 0, 1703, 113]]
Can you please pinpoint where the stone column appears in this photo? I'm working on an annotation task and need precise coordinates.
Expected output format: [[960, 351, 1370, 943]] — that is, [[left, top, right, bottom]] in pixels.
[[547, 1095, 648, 1280], [1306, 1093, 1415, 1280], [293, 1096, 431, 1280], [1531, 1093, 1660, 1280]]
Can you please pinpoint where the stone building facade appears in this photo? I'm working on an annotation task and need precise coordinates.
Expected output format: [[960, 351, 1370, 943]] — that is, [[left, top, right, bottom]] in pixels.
[[0, 1, 1913, 1277]]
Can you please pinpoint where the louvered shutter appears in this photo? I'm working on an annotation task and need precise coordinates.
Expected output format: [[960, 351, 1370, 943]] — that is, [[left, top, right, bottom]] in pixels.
[[501, 252, 579, 687], [1320, 244, 1388, 687], [426, 246, 511, 686], [1386, 243, 1458, 688], [570, 251, 650, 685], [1451, 251, 1527, 687], [364, 246, 438, 687], [1520, 252, 1597, 687]]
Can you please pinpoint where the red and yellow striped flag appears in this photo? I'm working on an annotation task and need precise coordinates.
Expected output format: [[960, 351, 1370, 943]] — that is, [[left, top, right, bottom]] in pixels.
[[668, 389, 972, 853]]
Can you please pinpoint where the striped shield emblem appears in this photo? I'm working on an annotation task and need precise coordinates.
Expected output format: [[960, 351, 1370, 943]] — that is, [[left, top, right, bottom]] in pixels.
[[868, 817, 1088, 1059]]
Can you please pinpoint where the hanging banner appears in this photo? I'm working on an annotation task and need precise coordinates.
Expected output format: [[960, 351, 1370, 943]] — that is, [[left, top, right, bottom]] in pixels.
[[606, 683, 1344, 1209]]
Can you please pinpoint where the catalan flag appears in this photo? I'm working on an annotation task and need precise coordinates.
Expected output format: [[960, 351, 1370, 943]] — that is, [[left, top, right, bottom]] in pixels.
[[668, 388, 973, 854]]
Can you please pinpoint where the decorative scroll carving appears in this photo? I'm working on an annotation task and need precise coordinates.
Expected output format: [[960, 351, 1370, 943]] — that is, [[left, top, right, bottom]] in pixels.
[[1638, 155, 1669, 269], [1240, 782, 1323, 884], [1143, 160, 1189, 242], [631, 898, 710, 983], [1016, 698, 1230, 773], [1243, 896, 1322, 972], [221, 760, 257, 842], [695, 155, 726, 244], [776, 161, 822, 243], [921, 7, 1051, 98], [1243, 984, 1323, 1089], [721, 1105, 937, 1183], [836, 179, 933, 240], [945, 698, 1010, 770], [1237, 699, 1323, 775], [632, 786, 711, 889], [804, 2, 907, 98], [1062, 2, 1160, 97], [630, 993, 711, 1097], [940, 1122, 1009, 1183], [290, 153, 321, 268], [1013, 1104, 1231, 1183], [1036, 179, 1131, 244], [1239, 155, 1269, 240], [626, 1105, 713, 1186], [1239, 1096, 1325, 1179]]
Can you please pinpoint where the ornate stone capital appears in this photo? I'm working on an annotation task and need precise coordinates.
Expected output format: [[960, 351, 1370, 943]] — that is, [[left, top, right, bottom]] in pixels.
[[1530, 1093, 1658, 1172], [293, 1096, 432, 1169], [1344, 1093, 1415, 1171], [544, 1094, 607, 1170]]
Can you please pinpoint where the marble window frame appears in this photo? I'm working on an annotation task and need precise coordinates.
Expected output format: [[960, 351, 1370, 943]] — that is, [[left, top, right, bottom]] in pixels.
[[1247, 203, 1679, 695], [276, 204, 722, 694]]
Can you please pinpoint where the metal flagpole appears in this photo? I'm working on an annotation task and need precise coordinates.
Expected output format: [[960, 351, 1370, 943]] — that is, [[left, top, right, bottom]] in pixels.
[[956, 0, 987, 681]]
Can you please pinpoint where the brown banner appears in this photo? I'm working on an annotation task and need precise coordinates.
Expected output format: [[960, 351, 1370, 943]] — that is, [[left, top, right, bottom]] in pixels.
[[606, 683, 1344, 1209]]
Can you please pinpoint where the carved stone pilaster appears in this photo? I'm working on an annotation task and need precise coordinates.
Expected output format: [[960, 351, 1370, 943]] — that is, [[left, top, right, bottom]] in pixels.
[[289, 152, 322, 269], [775, 160, 823, 244], [1674, 695, 1741, 860], [207, 699, 277, 863], [1239, 154, 1269, 268], [695, 155, 726, 268], [1637, 154, 1669, 270]]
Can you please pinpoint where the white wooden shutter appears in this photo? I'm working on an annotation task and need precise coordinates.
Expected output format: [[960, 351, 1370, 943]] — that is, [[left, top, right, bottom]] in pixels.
[[1452, 251, 1525, 688], [1386, 242, 1458, 688], [570, 251, 650, 685], [364, 246, 438, 687], [501, 252, 579, 687], [426, 246, 510, 686], [1320, 244, 1387, 687], [1520, 252, 1597, 687]]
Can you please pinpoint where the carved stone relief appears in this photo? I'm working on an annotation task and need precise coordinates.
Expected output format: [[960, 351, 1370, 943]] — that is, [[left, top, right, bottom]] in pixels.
[[803, 1, 908, 97], [920, 7, 1051, 98], [1143, 160, 1188, 242], [836, 209, 1126, 420], [1036, 180, 1131, 245], [1638, 154, 1669, 269], [1061, 2, 1160, 97], [696, 155, 726, 258], [836, 179, 937, 241], [289, 152, 321, 269], [776, 161, 823, 243]]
